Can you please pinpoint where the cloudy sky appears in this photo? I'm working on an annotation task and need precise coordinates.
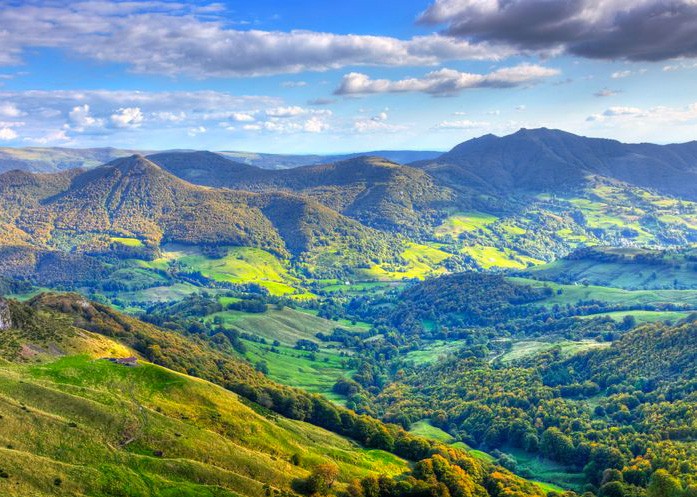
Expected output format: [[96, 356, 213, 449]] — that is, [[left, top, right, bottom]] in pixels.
[[0, 0, 696, 153]]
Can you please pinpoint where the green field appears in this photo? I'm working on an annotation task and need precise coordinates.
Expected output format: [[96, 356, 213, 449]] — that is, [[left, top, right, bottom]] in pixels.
[[110, 237, 144, 247], [404, 340, 468, 365], [497, 447, 586, 492], [577, 310, 692, 324], [139, 245, 301, 296], [364, 243, 452, 281], [0, 355, 408, 497], [435, 211, 498, 238], [498, 339, 610, 364], [409, 420, 454, 443], [510, 277, 697, 309]]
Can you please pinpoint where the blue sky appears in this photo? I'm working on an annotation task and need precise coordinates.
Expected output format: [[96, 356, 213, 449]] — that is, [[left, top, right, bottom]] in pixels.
[[0, 0, 696, 153]]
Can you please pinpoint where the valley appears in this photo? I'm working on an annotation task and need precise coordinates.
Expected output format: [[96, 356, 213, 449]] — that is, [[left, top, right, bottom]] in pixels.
[[2, 129, 697, 497]]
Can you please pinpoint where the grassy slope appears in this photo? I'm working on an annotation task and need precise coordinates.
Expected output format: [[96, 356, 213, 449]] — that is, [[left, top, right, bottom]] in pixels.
[[0, 353, 407, 497], [203, 307, 363, 397]]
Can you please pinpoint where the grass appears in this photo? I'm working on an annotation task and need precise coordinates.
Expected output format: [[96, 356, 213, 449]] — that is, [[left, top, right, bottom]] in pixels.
[[205, 307, 367, 348], [499, 339, 610, 364], [404, 340, 468, 365], [202, 307, 363, 397], [462, 245, 540, 270], [409, 420, 454, 443], [510, 277, 697, 309], [110, 237, 144, 247], [497, 447, 586, 493], [137, 245, 301, 296], [364, 243, 452, 281], [524, 257, 697, 290], [577, 310, 692, 324], [435, 211, 498, 238], [0, 354, 408, 497]]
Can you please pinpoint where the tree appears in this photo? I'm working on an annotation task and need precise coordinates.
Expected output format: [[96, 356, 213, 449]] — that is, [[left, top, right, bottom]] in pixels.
[[648, 470, 682, 497], [306, 462, 339, 495]]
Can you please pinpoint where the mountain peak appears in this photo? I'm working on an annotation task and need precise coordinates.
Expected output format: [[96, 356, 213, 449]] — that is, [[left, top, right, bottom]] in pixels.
[[108, 154, 164, 175]]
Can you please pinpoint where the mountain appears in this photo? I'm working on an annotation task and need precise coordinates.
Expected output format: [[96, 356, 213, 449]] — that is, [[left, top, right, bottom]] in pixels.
[[148, 151, 453, 234], [218, 149, 443, 169], [415, 128, 697, 199], [0, 146, 442, 173], [0, 155, 402, 283]]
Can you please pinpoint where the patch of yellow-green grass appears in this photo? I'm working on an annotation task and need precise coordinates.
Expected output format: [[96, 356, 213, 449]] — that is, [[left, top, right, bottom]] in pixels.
[[510, 277, 697, 307], [409, 420, 454, 443], [462, 245, 540, 270], [138, 245, 300, 296], [204, 307, 367, 347], [404, 340, 467, 365], [110, 237, 144, 247], [0, 355, 408, 497], [577, 310, 691, 324], [364, 243, 452, 281], [242, 340, 351, 397], [499, 340, 610, 364], [435, 211, 498, 238]]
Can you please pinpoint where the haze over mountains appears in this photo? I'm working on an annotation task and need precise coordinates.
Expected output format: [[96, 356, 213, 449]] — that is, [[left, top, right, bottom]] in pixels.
[[0, 146, 442, 173]]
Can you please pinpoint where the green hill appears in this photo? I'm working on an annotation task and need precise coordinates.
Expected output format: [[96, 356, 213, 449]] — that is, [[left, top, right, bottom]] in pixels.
[[149, 152, 452, 235], [0, 294, 546, 497]]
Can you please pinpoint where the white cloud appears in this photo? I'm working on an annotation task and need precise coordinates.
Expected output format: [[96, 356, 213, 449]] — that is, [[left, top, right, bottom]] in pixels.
[[230, 112, 256, 122], [434, 119, 489, 130], [0, 1, 512, 78], [335, 64, 559, 96], [0, 102, 24, 118], [25, 129, 71, 144], [587, 103, 697, 124], [594, 88, 621, 97], [68, 104, 104, 131], [152, 111, 187, 122], [281, 81, 308, 88], [0, 127, 18, 140], [187, 126, 207, 136], [110, 107, 144, 128], [265, 106, 308, 118], [611, 69, 647, 79]]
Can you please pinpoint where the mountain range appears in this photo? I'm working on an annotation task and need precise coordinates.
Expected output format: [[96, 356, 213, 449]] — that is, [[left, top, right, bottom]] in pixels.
[[2, 128, 697, 286]]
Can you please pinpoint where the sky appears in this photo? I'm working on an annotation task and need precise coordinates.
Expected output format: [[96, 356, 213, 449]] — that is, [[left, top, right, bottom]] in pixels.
[[0, 0, 696, 153]]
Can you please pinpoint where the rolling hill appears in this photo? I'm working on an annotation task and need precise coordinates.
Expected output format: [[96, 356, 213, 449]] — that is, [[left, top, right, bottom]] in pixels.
[[0, 293, 543, 497], [148, 152, 453, 234], [0, 155, 402, 283]]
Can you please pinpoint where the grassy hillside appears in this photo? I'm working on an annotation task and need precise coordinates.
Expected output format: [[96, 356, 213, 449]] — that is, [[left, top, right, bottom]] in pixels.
[[0, 355, 407, 497]]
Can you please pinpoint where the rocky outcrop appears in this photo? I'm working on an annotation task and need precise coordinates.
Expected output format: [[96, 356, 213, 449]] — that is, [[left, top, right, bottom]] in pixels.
[[0, 297, 11, 330]]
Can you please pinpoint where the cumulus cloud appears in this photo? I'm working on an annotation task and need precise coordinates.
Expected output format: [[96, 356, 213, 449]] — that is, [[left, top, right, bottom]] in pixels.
[[0, 89, 280, 144], [335, 64, 559, 96], [307, 98, 337, 106], [0, 102, 24, 118], [68, 104, 104, 131], [110, 107, 144, 128], [0, 1, 511, 78], [419, 0, 697, 61], [0, 127, 18, 140]]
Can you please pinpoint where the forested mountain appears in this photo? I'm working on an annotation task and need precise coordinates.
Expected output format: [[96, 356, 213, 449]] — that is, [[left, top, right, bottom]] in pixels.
[[0, 155, 401, 282], [414, 128, 697, 199], [149, 152, 452, 234]]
